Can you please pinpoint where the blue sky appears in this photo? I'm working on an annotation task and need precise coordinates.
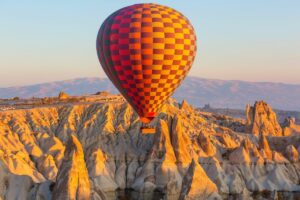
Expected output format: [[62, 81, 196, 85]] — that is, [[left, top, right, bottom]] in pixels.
[[0, 0, 299, 87]]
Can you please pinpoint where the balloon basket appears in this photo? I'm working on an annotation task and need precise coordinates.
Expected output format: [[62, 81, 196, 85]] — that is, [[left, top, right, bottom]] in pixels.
[[141, 126, 156, 134]]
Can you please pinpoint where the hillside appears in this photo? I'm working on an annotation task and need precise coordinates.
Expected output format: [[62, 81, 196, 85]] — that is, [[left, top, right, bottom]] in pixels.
[[0, 94, 299, 199], [1, 76, 300, 111]]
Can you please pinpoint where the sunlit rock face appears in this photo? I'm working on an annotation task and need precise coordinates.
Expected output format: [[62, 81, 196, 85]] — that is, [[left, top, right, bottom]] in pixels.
[[283, 117, 300, 136], [0, 95, 299, 199], [179, 159, 220, 200], [52, 135, 90, 200], [245, 101, 283, 136]]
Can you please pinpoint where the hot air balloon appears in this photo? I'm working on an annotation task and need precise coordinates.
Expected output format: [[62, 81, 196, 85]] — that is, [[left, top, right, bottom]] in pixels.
[[96, 3, 197, 133]]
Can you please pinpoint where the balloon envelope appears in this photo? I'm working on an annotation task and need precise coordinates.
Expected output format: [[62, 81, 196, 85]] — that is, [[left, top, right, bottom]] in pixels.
[[96, 3, 197, 123]]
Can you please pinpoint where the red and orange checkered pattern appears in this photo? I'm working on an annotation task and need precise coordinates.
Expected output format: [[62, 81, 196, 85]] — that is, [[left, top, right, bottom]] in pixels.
[[96, 3, 197, 123]]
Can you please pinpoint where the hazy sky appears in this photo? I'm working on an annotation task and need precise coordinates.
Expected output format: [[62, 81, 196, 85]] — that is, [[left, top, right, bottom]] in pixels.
[[1, 0, 299, 87]]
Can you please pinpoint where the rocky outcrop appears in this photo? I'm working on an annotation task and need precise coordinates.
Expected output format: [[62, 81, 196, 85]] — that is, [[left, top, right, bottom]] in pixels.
[[198, 134, 217, 157], [58, 91, 69, 100], [87, 149, 118, 192], [154, 120, 182, 191], [283, 117, 300, 136], [180, 99, 193, 112], [133, 120, 182, 194], [179, 159, 219, 200], [221, 133, 239, 149], [285, 145, 299, 162], [0, 160, 34, 200], [36, 154, 58, 181], [229, 145, 251, 164], [259, 134, 273, 160], [171, 116, 194, 168], [0, 96, 300, 199], [52, 135, 90, 200], [229, 138, 264, 164], [245, 101, 283, 136]]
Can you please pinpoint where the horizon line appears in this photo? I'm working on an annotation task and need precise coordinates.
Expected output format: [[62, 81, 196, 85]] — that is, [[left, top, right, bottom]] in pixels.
[[1, 75, 300, 89]]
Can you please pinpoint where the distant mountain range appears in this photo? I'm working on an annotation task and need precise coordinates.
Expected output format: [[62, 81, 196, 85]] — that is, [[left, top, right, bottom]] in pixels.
[[1, 76, 300, 111]]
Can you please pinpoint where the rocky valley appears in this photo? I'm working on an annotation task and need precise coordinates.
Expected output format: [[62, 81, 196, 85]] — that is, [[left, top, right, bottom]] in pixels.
[[0, 94, 299, 200]]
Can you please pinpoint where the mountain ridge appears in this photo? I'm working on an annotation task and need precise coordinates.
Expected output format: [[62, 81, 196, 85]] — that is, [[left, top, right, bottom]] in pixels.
[[1, 76, 300, 111]]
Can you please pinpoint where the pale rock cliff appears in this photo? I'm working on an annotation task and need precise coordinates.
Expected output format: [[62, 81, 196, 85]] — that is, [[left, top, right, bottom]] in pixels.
[[52, 135, 90, 200], [0, 96, 299, 199], [245, 101, 283, 136], [283, 117, 300, 136], [132, 119, 182, 194], [0, 160, 34, 200], [170, 116, 194, 170], [258, 134, 273, 161], [87, 149, 118, 192], [179, 159, 219, 200], [285, 145, 299, 162]]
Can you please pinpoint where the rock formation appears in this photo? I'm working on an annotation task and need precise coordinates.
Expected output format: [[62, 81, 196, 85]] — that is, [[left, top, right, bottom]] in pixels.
[[0, 160, 35, 200], [0, 95, 299, 199], [259, 134, 273, 160], [283, 117, 300, 136], [52, 135, 90, 200], [179, 159, 219, 200], [245, 101, 283, 136], [170, 116, 194, 169], [132, 119, 182, 194], [198, 134, 217, 157], [180, 99, 193, 112], [87, 149, 118, 192], [285, 145, 299, 162], [58, 91, 69, 100]]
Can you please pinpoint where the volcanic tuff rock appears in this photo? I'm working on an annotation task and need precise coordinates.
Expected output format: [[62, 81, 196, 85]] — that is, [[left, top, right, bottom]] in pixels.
[[179, 159, 219, 200], [52, 134, 90, 200], [245, 101, 283, 136], [258, 134, 273, 160], [132, 119, 182, 194], [0, 95, 299, 200], [0, 160, 34, 200], [58, 91, 70, 100], [87, 149, 118, 193], [285, 145, 299, 163], [283, 117, 300, 136]]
